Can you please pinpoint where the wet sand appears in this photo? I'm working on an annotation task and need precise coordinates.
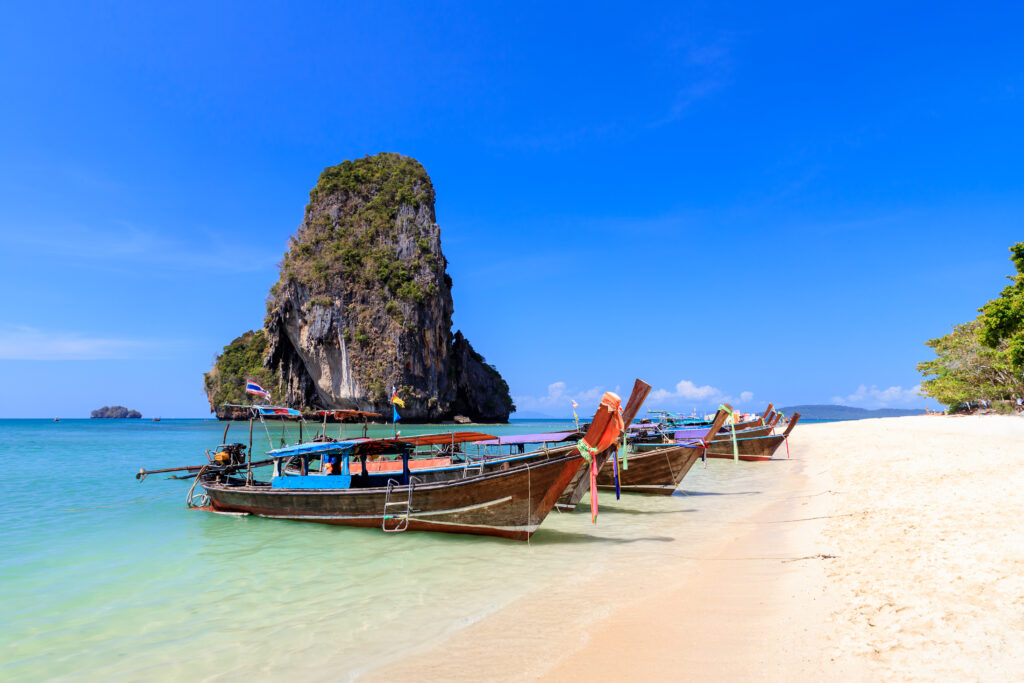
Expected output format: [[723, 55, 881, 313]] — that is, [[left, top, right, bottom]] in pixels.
[[368, 416, 1024, 681]]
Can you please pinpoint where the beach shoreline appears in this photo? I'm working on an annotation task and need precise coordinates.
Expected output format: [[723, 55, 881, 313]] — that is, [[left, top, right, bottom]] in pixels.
[[367, 416, 1023, 681]]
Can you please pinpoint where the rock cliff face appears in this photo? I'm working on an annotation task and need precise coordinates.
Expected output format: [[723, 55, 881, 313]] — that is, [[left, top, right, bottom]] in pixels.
[[204, 153, 514, 422]]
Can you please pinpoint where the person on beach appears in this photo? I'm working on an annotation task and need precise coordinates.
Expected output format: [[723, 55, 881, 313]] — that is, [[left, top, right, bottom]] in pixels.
[[1016, 397, 1023, 413]]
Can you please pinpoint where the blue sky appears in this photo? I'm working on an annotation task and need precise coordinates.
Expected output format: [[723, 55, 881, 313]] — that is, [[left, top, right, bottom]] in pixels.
[[1, 1, 1021, 417]]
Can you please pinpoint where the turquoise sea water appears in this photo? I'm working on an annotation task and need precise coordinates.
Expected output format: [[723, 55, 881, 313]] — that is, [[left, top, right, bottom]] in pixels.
[[1, 418, 794, 680]]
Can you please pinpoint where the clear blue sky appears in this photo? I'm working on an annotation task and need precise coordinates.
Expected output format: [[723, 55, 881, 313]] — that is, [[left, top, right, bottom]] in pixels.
[[1, 1, 1021, 417]]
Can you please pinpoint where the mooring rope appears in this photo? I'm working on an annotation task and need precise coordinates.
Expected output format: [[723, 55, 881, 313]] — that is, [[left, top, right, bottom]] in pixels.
[[186, 465, 210, 508], [64, 486, 191, 512]]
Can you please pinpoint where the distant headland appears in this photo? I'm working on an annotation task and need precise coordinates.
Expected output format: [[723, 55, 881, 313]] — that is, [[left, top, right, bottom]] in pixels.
[[90, 406, 142, 419], [777, 404, 923, 420]]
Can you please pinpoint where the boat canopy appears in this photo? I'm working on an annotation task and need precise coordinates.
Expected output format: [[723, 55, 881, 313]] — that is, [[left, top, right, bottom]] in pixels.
[[477, 431, 575, 445], [268, 432, 496, 458], [399, 431, 496, 446], [269, 439, 409, 459], [628, 422, 665, 431], [316, 409, 383, 420], [221, 403, 303, 418], [257, 406, 302, 417]]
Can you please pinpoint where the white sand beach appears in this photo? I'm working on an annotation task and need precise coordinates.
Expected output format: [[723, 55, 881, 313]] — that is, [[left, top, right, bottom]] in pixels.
[[369, 416, 1024, 681]]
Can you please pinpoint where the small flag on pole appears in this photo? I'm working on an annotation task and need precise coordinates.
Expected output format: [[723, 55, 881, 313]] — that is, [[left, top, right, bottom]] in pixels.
[[571, 399, 579, 430], [391, 386, 404, 422], [245, 380, 270, 399]]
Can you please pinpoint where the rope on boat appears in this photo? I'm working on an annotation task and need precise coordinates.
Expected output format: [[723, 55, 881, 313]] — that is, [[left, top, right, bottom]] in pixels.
[[186, 465, 210, 508], [663, 448, 678, 483], [259, 412, 273, 450], [64, 486, 191, 511]]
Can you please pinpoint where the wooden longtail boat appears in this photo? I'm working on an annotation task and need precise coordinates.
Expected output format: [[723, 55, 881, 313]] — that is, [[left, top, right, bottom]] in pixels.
[[702, 413, 801, 461], [193, 385, 645, 540], [660, 411, 780, 442], [304, 379, 648, 510], [631, 404, 775, 438], [315, 379, 649, 490], [197, 452, 582, 540], [596, 409, 729, 495], [712, 404, 775, 432], [553, 379, 652, 511]]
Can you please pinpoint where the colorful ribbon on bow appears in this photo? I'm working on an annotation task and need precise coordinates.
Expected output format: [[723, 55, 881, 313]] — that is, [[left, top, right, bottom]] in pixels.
[[719, 404, 739, 462], [576, 391, 625, 524]]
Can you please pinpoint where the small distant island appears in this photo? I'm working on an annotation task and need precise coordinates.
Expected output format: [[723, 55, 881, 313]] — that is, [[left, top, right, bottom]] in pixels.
[[90, 406, 142, 419], [777, 404, 924, 420]]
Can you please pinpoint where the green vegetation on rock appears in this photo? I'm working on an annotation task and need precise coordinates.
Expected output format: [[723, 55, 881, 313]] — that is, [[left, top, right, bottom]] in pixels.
[[271, 153, 438, 305], [204, 330, 280, 408]]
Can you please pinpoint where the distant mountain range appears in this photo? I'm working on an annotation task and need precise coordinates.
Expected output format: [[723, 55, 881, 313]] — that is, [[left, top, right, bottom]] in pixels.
[[778, 404, 924, 420]]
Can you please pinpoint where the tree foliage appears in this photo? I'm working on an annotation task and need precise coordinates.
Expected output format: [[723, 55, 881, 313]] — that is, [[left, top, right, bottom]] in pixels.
[[917, 320, 1023, 405], [978, 242, 1024, 372], [919, 242, 1024, 406]]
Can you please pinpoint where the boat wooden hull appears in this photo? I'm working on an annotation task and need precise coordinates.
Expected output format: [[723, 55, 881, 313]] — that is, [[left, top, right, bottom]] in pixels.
[[705, 413, 801, 461], [705, 451, 775, 462], [712, 424, 772, 440], [595, 444, 703, 495], [200, 453, 584, 541]]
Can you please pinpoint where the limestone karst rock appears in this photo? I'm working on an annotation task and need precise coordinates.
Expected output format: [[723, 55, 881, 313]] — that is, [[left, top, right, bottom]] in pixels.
[[204, 153, 514, 422]]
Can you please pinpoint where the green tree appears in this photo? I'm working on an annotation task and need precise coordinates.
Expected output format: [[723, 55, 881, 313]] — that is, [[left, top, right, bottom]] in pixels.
[[917, 320, 1023, 406], [978, 241, 1024, 373]]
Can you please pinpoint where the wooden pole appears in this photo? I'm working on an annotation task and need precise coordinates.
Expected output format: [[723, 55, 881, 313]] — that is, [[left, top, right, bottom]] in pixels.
[[222, 422, 230, 444], [247, 418, 254, 483], [299, 419, 303, 444]]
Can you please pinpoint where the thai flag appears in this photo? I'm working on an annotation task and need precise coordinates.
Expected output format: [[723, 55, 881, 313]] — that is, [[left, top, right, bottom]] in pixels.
[[246, 380, 270, 398]]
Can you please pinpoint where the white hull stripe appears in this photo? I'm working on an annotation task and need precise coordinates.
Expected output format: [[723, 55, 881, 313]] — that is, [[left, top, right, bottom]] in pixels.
[[415, 496, 513, 516]]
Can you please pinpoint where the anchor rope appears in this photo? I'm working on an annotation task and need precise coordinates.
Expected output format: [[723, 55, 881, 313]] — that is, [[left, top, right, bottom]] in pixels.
[[64, 486, 191, 512], [186, 465, 210, 508]]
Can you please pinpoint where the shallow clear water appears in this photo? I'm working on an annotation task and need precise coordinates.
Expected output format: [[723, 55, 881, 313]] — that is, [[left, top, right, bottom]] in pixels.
[[0, 418, 788, 680]]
